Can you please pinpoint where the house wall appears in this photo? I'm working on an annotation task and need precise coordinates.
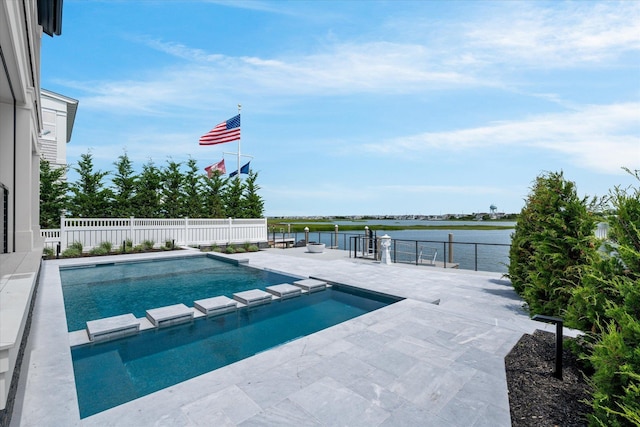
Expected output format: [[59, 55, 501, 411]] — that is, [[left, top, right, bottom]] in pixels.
[[0, 0, 43, 254], [0, 0, 56, 416]]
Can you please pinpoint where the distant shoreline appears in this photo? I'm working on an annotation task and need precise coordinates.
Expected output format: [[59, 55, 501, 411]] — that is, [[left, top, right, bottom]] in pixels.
[[266, 220, 514, 232]]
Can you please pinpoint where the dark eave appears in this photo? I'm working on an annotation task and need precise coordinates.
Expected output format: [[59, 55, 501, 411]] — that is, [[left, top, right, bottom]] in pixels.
[[38, 0, 63, 37]]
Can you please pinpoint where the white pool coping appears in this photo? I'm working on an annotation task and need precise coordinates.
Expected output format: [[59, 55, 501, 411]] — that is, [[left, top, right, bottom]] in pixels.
[[9, 249, 573, 426]]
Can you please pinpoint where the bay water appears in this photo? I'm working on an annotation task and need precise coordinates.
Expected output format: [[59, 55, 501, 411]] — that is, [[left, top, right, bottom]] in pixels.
[[307, 220, 514, 273]]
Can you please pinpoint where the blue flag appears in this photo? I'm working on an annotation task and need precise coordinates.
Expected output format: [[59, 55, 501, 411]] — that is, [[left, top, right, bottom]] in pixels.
[[229, 161, 250, 177]]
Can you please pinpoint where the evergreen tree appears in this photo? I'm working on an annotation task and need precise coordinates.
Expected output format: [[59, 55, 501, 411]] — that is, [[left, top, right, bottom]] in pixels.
[[566, 169, 640, 426], [508, 171, 598, 316], [39, 159, 68, 228], [160, 160, 184, 218], [69, 152, 113, 217], [134, 160, 163, 218], [242, 170, 264, 218], [183, 158, 203, 218], [111, 151, 137, 217], [224, 177, 245, 218], [202, 169, 227, 218]]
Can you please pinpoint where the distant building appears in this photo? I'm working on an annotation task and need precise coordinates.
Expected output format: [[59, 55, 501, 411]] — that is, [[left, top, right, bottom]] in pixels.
[[39, 89, 78, 176]]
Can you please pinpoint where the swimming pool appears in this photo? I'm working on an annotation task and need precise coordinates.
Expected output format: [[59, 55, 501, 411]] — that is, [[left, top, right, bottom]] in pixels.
[[60, 255, 302, 331], [72, 285, 400, 418]]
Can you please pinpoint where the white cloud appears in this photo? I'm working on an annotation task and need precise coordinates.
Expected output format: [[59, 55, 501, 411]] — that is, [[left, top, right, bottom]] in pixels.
[[58, 38, 484, 117], [55, 1, 639, 118], [136, 38, 224, 63], [464, 2, 640, 67], [203, 0, 297, 15], [363, 103, 640, 174]]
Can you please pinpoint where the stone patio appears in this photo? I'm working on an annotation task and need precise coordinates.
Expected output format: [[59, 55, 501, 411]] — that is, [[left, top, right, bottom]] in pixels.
[[8, 249, 571, 426]]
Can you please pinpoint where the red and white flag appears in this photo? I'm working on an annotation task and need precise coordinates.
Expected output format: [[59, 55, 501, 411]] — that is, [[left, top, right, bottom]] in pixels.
[[199, 114, 241, 146], [204, 159, 226, 178]]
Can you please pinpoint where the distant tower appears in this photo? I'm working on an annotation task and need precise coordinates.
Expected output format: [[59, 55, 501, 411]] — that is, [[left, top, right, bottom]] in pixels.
[[490, 204, 497, 216]]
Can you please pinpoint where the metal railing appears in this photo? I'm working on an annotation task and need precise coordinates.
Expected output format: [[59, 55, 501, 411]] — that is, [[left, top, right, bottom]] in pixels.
[[268, 229, 511, 273], [351, 235, 511, 272], [269, 228, 352, 249]]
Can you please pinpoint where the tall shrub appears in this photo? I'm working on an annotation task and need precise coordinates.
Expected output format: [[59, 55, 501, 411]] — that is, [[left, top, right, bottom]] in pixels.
[[39, 159, 68, 228], [69, 152, 113, 217], [508, 171, 598, 316], [202, 169, 227, 218], [134, 160, 163, 218], [570, 169, 640, 427], [160, 160, 184, 218], [111, 151, 137, 217], [224, 177, 245, 219], [242, 170, 264, 218], [183, 158, 204, 218]]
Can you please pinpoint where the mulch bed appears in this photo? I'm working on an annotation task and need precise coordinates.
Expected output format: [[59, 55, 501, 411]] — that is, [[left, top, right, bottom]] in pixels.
[[505, 329, 593, 427]]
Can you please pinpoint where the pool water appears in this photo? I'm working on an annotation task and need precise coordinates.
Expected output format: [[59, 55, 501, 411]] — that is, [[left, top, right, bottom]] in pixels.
[[60, 255, 301, 331], [72, 286, 399, 418]]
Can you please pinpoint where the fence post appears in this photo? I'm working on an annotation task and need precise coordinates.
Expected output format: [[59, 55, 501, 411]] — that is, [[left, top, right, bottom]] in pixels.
[[184, 217, 189, 246], [60, 214, 67, 250], [354, 235, 358, 258], [448, 233, 454, 264], [364, 226, 369, 256], [443, 241, 447, 268], [475, 244, 478, 271], [228, 217, 233, 244], [130, 216, 135, 246]]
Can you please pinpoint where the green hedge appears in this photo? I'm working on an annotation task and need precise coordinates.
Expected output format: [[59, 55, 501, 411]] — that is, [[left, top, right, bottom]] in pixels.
[[509, 169, 640, 426]]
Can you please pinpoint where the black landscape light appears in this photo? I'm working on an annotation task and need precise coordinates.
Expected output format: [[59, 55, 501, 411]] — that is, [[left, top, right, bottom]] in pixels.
[[532, 314, 564, 380]]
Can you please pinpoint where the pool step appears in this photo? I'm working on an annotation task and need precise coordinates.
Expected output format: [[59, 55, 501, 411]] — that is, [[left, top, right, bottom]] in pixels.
[[233, 289, 273, 306], [265, 283, 302, 299], [75, 283, 328, 346], [146, 303, 194, 327], [194, 296, 238, 317], [293, 278, 327, 293], [86, 313, 140, 342]]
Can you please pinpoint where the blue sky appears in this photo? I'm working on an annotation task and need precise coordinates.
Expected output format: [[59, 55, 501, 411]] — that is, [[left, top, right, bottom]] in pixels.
[[41, 0, 640, 216]]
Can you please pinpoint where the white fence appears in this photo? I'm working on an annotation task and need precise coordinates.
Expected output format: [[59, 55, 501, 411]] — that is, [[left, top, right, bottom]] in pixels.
[[595, 222, 609, 239], [41, 216, 268, 251]]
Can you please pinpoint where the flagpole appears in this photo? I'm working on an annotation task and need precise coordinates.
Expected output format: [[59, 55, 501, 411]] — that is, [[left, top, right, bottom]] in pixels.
[[237, 104, 242, 181]]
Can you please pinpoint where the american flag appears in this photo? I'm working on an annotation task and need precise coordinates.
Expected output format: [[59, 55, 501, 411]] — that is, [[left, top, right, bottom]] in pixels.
[[199, 114, 241, 145], [204, 159, 226, 178]]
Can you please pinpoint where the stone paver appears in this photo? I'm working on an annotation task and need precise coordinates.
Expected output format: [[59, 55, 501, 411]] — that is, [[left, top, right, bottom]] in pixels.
[[10, 249, 570, 427]]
